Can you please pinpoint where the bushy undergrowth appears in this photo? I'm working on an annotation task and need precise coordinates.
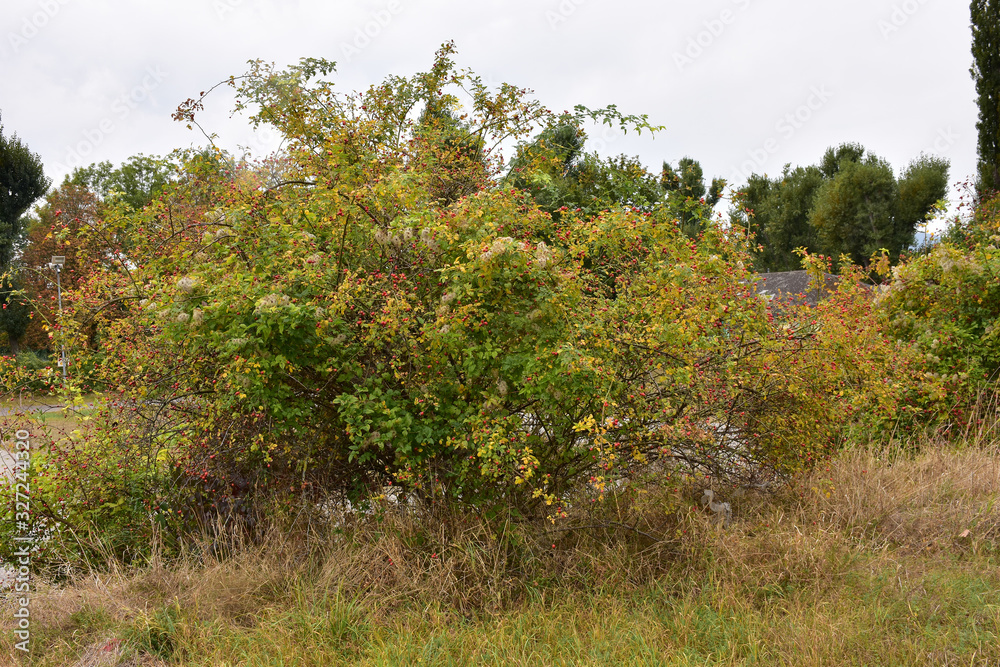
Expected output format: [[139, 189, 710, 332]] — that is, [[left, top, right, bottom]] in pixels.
[[878, 193, 1000, 424], [0, 351, 57, 396]]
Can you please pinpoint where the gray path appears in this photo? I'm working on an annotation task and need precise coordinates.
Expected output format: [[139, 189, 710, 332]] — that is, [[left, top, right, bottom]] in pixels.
[[0, 448, 17, 482], [0, 402, 97, 417]]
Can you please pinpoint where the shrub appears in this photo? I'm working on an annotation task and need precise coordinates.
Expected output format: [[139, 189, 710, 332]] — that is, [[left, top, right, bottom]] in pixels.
[[878, 192, 1000, 424], [0, 349, 58, 396], [24, 47, 928, 568]]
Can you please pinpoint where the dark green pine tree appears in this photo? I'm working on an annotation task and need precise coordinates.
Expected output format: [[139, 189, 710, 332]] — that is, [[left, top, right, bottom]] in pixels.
[[0, 277, 32, 355], [509, 116, 663, 220], [730, 165, 826, 273], [971, 0, 1000, 194], [0, 112, 50, 353], [507, 116, 587, 217], [1, 113, 50, 268], [661, 157, 725, 238]]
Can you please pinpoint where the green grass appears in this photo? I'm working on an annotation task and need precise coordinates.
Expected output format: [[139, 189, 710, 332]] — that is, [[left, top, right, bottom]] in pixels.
[[0, 391, 99, 411], [31, 405, 98, 433], [0, 392, 100, 442], [43, 555, 997, 666]]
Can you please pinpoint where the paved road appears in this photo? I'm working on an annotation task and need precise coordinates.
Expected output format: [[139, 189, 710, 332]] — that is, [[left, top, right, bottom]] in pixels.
[[0, 448, 17, 482], [0, 403, 96, 417]]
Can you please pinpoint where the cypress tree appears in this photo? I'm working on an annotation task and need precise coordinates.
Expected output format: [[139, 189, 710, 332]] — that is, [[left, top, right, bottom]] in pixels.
[[971, 0, 1000, 193]]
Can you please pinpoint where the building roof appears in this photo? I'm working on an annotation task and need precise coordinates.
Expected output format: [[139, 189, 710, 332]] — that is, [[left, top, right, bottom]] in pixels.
[[753, 270, 841, 307]]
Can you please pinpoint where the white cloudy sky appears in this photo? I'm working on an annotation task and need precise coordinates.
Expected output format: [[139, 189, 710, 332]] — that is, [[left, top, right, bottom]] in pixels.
[[1, 0, 978, 220]]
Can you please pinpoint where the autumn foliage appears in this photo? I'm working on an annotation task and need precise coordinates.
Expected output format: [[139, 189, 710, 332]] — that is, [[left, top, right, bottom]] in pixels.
[[3, 46, 996, 569]]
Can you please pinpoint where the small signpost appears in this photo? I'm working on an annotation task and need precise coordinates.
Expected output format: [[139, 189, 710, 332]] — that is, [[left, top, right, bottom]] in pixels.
[[47, 256, 67, 386]]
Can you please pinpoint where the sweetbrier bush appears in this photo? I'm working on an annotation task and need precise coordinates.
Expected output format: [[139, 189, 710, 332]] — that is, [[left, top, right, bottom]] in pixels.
[[11, 45, 929, 561]]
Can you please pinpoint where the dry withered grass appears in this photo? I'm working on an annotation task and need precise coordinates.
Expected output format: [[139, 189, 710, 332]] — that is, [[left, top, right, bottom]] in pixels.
[[2, 431, 998, 666]]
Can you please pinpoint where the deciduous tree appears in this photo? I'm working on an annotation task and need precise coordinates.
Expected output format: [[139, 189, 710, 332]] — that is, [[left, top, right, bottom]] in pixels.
[[731, 144, 948, 269], [18, 184, 102, 352], [66, 154, 174, 210]]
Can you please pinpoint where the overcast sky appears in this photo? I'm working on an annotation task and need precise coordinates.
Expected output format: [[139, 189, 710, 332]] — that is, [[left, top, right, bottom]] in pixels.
[[1, 0, 979, 223]]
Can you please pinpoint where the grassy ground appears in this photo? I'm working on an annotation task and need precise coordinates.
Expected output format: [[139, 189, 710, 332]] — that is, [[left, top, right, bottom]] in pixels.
[[27, 406, 98, 435], [0, 393, 100, 443], [2, 439, 999, 666], [0, 391, 100, 411]]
